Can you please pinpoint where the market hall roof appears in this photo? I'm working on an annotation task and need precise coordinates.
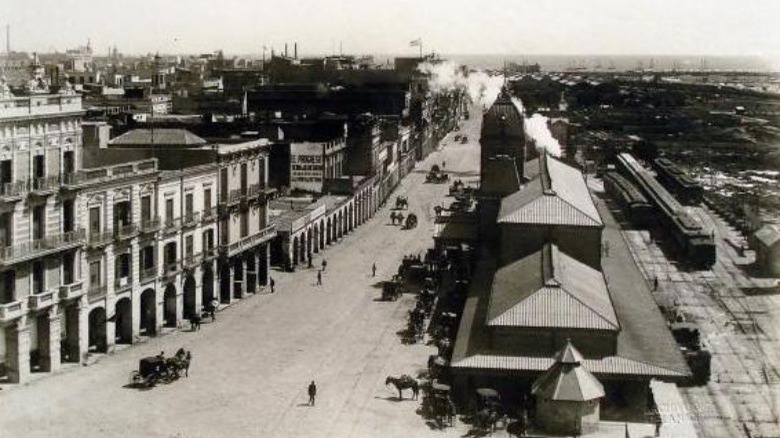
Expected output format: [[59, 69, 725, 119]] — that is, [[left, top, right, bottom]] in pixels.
[[487, 244, 619, 331], [498, 154, 603, 227]]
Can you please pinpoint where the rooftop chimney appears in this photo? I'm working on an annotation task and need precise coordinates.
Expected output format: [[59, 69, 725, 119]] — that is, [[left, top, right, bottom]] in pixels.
[[285, 43, 288, 58], [294, 42, 297, 59]]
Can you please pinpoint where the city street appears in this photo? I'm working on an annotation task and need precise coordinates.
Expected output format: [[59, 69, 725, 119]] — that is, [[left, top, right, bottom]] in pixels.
[[0, 112, 482, 438]]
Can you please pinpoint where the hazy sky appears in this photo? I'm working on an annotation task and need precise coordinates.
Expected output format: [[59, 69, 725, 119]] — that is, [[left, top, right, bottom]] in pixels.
[[3, 0, 779, 58]]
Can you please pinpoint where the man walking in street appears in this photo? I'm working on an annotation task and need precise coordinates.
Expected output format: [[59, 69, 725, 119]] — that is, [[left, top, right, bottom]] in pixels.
[[209, 299, 219, 321], [372, 262, 377, 277], [270, 278, 275, 293], [317, 270, 322, 286], [321, 259, 327, 272], [308, 381, 317, 406]]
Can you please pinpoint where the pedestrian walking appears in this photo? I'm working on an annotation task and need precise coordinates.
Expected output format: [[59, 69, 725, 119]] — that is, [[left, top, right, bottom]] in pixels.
[[321, 259, 327, 272], [317, 270, 322, 286], [270, 278, 275, 293], [210, 299, 219, 321], [308, 381, 317, 406], [307, 253, 313, 269], [372, 262, 377, 277], [653, 276, 659, 291]]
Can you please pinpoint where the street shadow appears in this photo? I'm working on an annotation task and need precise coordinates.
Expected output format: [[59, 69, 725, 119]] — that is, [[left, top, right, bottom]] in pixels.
[[374, 395, 404, 402], [122, 382, 154, 391], [296, 403, 313, 408], [370, 281, 385, 289]]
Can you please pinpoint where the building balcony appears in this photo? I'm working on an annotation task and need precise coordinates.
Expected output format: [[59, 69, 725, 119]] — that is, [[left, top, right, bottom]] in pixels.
[[162, 261, 180, 279], [28, 289, 59, 311], [0, 181, 29, 201], [61, 158, 158, 190], [0, 299, 26, 323], [140, 217, 161, 234], [87, 230, 114, 248], [227, 188, 245, 206], [59, 281, 85, 300], [202, 207, 217, 223], [182, 253, 202, 270], [139, 266, 158, 283], [115, 275, 133, 292], [114, 223, 139, 241], [203, 246, 219, 261], [221, 224, 277, 258], [0, 229, 86, 265], [30, 175, 60, 195], [163, 217, 181, 234], [87, 285, 108, 303], [182, 211, 201, 228]]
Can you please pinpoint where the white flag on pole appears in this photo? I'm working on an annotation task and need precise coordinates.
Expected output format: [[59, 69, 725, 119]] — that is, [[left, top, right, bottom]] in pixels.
[[409, 38, 421, 47]]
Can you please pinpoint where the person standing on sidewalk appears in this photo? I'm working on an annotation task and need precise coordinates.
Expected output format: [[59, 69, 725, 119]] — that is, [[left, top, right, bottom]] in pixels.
[[317, 270, 322, 286], [372, 263, 377, 277], [270, 278, 275, 293], [308, 381, 317, 406], [209, 299, 219, 321]]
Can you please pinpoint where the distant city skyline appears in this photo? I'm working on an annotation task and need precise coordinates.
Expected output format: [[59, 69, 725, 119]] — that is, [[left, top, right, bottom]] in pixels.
[[3, 0, 779, 60]]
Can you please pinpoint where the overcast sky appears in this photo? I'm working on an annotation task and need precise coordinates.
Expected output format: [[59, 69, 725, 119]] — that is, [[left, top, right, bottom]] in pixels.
[[3, 0, 779, 59]]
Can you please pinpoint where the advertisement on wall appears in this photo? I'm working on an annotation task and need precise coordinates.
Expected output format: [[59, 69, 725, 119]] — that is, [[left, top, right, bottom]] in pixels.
[[290, 142, 323, 192]]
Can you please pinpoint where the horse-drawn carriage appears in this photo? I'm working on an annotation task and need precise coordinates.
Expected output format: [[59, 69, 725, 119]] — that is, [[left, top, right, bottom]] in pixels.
[[129, 350, 191, 388], [422, 382, 456, 428], [395, 195, 408, 210], [382, 275, 403, 301], [426, 165, 449, 184]]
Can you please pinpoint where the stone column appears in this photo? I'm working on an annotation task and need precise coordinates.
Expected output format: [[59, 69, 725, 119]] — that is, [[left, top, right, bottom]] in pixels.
[[50, 308, 62, 371], [194, 266, 203, 317], [175, 277, 184, 329], [78, 298, 89, 363], [5, 319, 31, 383], [105, 296, 116, 353]]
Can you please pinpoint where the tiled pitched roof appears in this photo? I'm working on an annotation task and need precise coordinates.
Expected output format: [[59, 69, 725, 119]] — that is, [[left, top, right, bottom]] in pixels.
[[109, 129, 208, 146], [487, 244, 619, 331], [498, 155, 602, 227]]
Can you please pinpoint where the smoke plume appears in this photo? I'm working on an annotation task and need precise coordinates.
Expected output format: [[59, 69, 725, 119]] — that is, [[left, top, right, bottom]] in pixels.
[[417, 61, 503, 107], [525, 114, 562, 157]]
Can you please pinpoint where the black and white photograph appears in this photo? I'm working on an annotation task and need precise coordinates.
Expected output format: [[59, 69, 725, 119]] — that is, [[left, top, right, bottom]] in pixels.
[[0, 1, 778, 437]]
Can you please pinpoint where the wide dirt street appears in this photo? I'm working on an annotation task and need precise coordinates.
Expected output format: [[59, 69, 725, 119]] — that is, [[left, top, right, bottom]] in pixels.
[[0, 110, 481, 438]]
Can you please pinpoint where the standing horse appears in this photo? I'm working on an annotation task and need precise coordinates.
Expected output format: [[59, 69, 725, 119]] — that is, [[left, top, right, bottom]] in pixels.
[[385, 375, 419, 400]]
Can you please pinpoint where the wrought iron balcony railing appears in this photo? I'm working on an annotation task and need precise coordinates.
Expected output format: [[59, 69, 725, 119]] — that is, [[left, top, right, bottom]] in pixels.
[[0, 229, 86, 264]]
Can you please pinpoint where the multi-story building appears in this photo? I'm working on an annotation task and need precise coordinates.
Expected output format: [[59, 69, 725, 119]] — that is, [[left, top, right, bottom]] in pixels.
[[0, 82, 85, 383]]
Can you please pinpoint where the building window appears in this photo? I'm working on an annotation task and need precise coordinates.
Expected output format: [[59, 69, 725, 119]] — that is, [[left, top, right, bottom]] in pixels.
[[89, 260, 102, 287], [1, 270, 15, 303], [165, 198, 174, 224], [63, 253, 75, 284], [139, 245, 155, 271], [185, 193, 194, 220], [185, 235, 194, 258], [0, 159, 12, 184], [63, 199, 74, 232], [33, 261, 45, 294], [240, 210, 248, 238], [33, 205, 46, 240], [203, 229, 214, 251], [117, 253, 131, 286], [0, 212, 12, 247], [204, 189, 212, 215], [89, 206, 101, 236], [63, 151, 74, 174], [141, 196, 152, 223], [33, 155, 45, 178]]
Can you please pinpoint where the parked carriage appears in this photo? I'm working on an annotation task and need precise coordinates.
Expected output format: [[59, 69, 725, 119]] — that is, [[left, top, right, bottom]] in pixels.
[[382, 275, 403, 301], [404, 213, 418, 229], [395, 196, 409, 210]]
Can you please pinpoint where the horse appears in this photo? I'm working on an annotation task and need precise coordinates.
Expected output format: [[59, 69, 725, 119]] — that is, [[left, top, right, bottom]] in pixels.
[[190, 314, 202, 331], [385, 375, 419, 400], [390, 211, 398, 225]]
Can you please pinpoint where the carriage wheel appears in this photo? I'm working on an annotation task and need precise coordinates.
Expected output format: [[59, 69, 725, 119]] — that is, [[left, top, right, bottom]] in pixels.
[[129, 370, 141, 385]]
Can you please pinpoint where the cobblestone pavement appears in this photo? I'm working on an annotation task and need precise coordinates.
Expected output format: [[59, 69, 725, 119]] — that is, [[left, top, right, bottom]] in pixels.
[[610, 184, 780, 438], [0, 115, 482, 438]]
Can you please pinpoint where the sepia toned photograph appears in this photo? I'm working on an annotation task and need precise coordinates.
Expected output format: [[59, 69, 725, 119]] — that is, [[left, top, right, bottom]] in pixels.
[[0, 1, 778, 437]]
